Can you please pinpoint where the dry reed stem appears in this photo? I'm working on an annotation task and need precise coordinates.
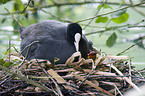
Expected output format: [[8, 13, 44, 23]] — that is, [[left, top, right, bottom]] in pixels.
[[109, 65, 141, 92], [0, 65, 58, 95], [48, 69, 77, 91], [73, 73, 114, 96]]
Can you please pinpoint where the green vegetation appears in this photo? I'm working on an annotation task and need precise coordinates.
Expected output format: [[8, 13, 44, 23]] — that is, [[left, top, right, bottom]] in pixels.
[[0, 0, 145, 69]]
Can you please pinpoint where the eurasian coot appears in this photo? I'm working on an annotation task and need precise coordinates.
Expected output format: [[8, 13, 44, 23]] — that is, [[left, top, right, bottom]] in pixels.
[[20, 20, 93, 64]]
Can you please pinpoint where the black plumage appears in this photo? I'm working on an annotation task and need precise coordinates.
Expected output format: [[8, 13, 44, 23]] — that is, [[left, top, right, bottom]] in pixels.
[[20, 20, 92, 64]]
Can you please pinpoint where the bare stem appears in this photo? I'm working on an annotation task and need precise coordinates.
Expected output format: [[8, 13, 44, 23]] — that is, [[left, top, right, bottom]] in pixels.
[[116, 37, 145, 56], [21, 0, 32, 14], [4, 8, 23, 27]]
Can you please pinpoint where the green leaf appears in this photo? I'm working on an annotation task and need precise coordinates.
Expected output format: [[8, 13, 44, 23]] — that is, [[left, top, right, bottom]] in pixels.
[[112, 13, 129, 24], [3, 48, 9, 55], [95, 16, 109, 23], [97, 4, 113, 10], [1, 0, 7, 4], [106, 32, 117, 47], [4, 62, 13, 68], [97, 4, 102, 10], [112, 7, 127, 18], [1, 18, 6, 23], [105, 27, 111, 30], [103, 4, 113, 10], [0, 59, 4, 65], [13, 0, 24, 11]]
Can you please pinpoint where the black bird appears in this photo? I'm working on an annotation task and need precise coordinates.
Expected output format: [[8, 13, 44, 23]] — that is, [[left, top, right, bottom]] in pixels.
[[20, 20, 93, 64]]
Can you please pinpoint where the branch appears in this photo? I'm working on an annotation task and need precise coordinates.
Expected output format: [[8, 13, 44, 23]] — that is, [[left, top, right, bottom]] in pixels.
[[108, 64, 141, 92], [116, 37, 145, 56], [21, 0, 32, 14], [83, 0, 107, 30], [84, 20, 145, 36], [85, 25, 145, 35], [36, 1, 145, 9], [76, 2, 145, 23], [35, 59, 62, 96], [1, 1, 145, 15], [133, 7, 145, 17], [41, 9, 72, 23], [20, 41, 39, 55], [4, 8, 23, 27], [0, 10, 22, 15], [18, 41, 39, 69], [129, 0, 145, 17]]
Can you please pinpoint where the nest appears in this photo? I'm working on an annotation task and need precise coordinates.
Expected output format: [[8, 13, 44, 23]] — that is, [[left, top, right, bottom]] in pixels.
[[0, 51, 145, 96]]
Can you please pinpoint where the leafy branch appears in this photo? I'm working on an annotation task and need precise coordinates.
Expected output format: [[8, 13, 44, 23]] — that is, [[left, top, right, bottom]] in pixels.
[[83, 0, 107, 30], [36, 1, 145, 9], [84, 20, 145, 35], [76, 1, 145, 23], [0, 1, 145, 16]]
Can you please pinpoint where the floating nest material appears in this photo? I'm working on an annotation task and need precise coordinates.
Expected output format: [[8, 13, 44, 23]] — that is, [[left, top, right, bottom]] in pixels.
[[0, 50, 145, 96]]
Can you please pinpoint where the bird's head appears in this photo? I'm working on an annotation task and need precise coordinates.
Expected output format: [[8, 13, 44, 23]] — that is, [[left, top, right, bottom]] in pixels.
[[67, 23, 82, 52]]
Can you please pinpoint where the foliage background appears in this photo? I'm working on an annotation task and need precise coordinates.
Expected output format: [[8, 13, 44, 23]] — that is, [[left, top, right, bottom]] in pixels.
[[0, 0, 145, 69]]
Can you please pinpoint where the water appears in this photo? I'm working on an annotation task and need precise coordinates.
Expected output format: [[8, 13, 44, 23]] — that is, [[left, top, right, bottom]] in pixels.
[[0, 26, 20, 58]]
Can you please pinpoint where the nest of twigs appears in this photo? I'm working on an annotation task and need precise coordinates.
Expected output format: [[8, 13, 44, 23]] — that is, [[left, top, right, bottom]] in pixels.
[[0, 50, 145, 96]]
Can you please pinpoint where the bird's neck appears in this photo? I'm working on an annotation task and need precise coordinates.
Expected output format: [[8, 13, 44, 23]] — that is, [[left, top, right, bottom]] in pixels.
[[66, 33, 75, 44]]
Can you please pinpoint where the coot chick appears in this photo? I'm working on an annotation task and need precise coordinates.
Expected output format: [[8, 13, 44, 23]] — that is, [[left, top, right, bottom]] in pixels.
[[20, 20, 92, 64]]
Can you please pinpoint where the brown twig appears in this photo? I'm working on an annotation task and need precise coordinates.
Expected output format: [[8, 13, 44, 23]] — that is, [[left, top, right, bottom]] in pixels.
[[101, 81, 123, 96], [36, 1, 145, 9], [1, 1, 145, 16], [109, 64, 141, 92], [133, 68, 144, 79], [4, 8, 23, 27], [18, 41, 39, 69], [35, 59, 62, 96], [78, 59, 94, 87], [0, 76, 12, 86], [0, 65, 58, 95], [1, 50, 145, 95], [73, 73, 114, 96], [20, 41, 39, 55], [78, 56, 107, 87]]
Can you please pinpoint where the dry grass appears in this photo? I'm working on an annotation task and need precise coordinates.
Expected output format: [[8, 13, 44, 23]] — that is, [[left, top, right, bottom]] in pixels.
[[0, 51, 145, 96]]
